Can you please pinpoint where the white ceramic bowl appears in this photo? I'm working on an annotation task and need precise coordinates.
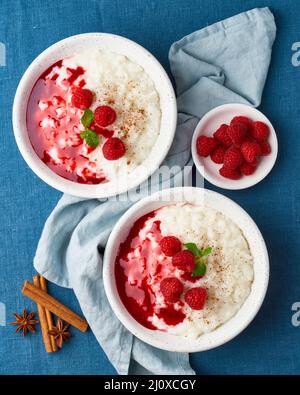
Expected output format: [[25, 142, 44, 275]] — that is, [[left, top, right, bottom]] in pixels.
[[103, 187, 269, 352], [191, 103, 278, 190], [12, 33, 177, 198]]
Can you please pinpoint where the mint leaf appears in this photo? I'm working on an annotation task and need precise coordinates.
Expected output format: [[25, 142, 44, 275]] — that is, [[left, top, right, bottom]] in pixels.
[[80, 129, 99, 148], [184, 243, 213, 257], [81, 109, 94, 128], [201, 246, 212, 256], [185, 243, 212, 277], [192, 259, 207, 277], [184, 243, 202, 257]]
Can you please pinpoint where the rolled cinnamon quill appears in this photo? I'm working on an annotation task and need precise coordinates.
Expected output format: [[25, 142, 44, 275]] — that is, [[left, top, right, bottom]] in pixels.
[[22, 280, 88, 332], [39, 276, 57, 352], [33, 275, 55, 353]]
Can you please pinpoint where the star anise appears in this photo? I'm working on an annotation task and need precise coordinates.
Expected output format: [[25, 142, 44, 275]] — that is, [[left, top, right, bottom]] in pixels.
[[11, 309, 39, 335], [48, 319, 73, 349]]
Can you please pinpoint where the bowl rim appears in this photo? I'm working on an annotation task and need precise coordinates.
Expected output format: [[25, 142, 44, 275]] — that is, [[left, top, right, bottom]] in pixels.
[[191, 103, 278, 190], [103, 187, 269, 352], [12, 32, 177, 198]]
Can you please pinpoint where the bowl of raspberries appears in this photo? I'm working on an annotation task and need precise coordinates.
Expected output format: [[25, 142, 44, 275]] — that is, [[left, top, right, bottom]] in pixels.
[[191, 103, 278, 190]]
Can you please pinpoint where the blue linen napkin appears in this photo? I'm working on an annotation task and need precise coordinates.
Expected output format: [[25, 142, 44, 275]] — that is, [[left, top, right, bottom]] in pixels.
[[34, 7, 276, 375]]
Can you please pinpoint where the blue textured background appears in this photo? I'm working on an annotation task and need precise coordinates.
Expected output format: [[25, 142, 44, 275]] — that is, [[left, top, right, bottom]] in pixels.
[[0, 0, 300, 375]]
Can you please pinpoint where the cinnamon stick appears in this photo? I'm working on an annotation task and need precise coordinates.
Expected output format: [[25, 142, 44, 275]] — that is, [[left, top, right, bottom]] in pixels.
[[22, 280, 88, 332], [32, 275, 54, 353], [39, 276, 57, 352]]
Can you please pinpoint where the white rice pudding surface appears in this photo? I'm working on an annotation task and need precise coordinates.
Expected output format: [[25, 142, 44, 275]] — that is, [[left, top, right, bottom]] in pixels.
[[63, 49, 161, 179], [148, 203, 254, 338]]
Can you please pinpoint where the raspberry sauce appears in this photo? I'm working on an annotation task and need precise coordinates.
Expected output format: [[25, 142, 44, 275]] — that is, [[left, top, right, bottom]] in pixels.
[[26, 60, 106, 184], [115, 210, 186, 330]]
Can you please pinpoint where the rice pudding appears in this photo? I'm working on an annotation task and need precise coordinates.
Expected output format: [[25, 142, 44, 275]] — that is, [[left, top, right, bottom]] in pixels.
[[115, 203, 254, 338], [26, 49, 161, 184]]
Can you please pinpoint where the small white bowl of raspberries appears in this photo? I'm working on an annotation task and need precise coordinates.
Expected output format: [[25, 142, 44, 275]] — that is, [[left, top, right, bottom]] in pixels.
[[191, 103, 278, 190]]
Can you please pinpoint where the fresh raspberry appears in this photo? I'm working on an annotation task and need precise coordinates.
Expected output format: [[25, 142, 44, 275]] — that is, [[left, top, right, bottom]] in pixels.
[[92, 124, 114, 138], [241, 161, 257, 176], [94, 105, 117, 127], [196, 135, 217, 157], [159, 236, 182, 257], [219, 166, 241, 180], [247, 159, 258, 167], [71, 88, 93, 109], [251, 121, 269, 142], [213, 124, 232, 147], [241, 141, 261, 163], [260, 140, 271, 156], [227, 122, 248, 144], [172, 250, 195, 272], [210, 145, 227, 164], [223, 147, 243, 170], [160, 277, 184, 303], [233, 142, 243, 149], [102, 137, 126, 160], [230, 116, 252, 130], [184, 287, 206, 310]]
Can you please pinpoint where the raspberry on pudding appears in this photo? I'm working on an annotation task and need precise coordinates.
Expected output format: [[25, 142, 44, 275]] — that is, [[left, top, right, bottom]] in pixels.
[[159, 236, 182, 257], [115, 203, 254, 338], [94, 105, 117, 127], [26, 49, 161, 184], [71, 88, 93, 109], [172, 251, 195, 272], [102, 138, 126, 161]]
